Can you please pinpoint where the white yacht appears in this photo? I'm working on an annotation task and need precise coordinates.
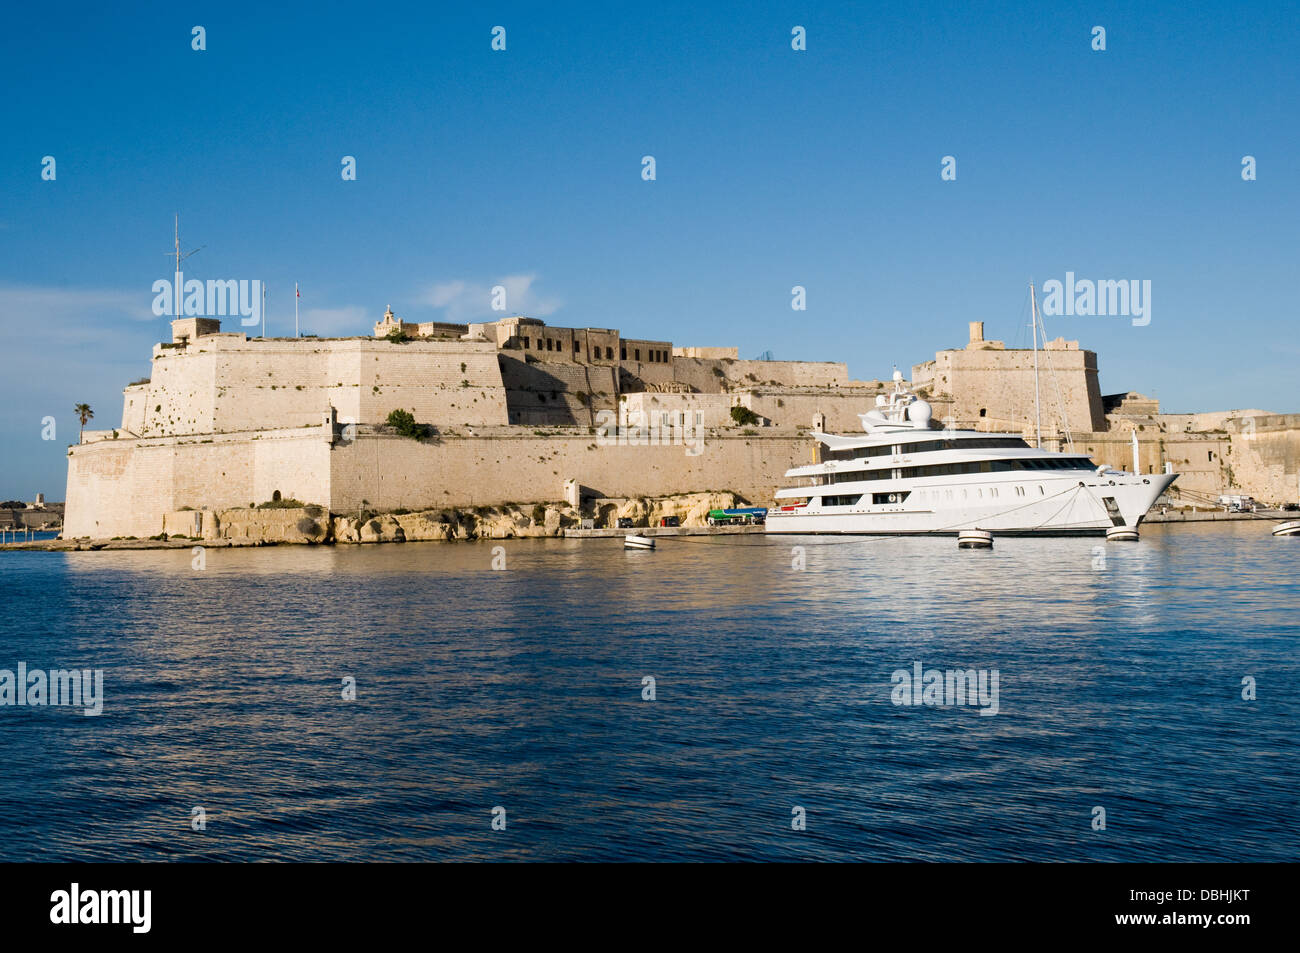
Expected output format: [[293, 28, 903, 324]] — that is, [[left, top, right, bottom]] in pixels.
[[766, 373, 1177, 536]]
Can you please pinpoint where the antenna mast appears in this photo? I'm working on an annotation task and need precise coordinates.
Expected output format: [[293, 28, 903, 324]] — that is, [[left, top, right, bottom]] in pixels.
[[1030, 281, 1042, 449], [168, 214, 204, 317]]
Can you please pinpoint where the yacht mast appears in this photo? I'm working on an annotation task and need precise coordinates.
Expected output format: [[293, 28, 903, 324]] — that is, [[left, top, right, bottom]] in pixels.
[[1030, 281, 1041, 449]]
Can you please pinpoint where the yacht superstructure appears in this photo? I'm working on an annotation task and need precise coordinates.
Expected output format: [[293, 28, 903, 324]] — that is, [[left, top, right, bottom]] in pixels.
[[765, 372, 1176, 536]]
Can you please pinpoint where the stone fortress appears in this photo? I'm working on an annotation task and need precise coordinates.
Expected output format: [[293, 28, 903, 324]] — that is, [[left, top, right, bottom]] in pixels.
[[63, 310, 1299, 539]]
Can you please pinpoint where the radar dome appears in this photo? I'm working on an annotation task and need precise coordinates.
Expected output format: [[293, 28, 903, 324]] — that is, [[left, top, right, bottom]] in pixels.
[[909, 399, 932, 428], [892, 369, 904, 382]]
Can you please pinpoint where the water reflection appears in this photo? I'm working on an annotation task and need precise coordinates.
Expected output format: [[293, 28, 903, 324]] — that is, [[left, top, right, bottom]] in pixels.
[[1, 522, 1296, 860]]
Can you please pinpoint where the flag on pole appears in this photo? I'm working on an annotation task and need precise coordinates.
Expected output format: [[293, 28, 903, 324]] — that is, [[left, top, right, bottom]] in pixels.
[[294, 282, 300, 338]]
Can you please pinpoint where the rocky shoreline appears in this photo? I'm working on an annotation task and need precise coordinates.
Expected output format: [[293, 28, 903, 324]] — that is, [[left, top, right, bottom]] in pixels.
[[0, 492, 748, 552]]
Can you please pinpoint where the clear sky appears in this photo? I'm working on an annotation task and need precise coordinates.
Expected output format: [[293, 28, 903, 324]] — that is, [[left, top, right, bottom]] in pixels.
[[1, 1, 1296, 498]]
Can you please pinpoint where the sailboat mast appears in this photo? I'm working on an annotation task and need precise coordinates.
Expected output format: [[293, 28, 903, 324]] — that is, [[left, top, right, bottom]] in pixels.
[[1030, 281, 1042, 449]]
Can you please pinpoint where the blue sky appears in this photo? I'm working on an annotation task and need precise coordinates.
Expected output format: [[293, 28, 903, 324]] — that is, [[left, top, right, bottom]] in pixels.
[[1, 1, 1296, 497]]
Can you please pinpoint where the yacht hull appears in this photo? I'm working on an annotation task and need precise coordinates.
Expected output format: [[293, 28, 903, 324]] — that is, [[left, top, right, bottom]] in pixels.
[[765, 473, 1175, 536]]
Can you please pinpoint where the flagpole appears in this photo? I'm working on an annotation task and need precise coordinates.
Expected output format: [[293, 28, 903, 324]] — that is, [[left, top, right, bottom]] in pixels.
[[295, 282, 300, 338], [262, 283, 266, 339]]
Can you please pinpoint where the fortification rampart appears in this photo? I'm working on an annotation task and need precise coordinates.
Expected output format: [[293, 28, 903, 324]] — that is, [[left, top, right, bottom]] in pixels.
[[65, 426, 812, 538], [133, 335, 509, 437], [670, 357, 850, 393]]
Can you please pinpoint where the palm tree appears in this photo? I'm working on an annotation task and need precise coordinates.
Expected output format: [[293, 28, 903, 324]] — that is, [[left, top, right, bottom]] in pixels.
[[74, 403, 93, 444]]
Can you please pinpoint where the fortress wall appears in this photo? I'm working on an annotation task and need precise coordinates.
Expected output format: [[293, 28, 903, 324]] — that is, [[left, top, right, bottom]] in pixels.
[[354, 341, 508, 427], [739, 387, 889, 432], [914, 347, 1105, 433], [1224, 418, 1300, 502], [64, 430, 332, 538], [213, 346, 336, 433], [670, 357, 849, 393], [620, 393, 734, 429], [121, 384, 149, 435], [327, 432, 811, 511], [498, 357, 617, 426], [325, 347, 364, 424], [65, 426, 812, 538], [620, 358, 676, 389], [129, 338, 509, 437], [64, 441, 176, 538], [140, 350, 217, 435]]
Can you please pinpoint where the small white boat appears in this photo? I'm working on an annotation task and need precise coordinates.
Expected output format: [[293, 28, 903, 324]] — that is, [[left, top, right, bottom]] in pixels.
[[624, 533, 656, 550], [1106, 526, 1140, 541], [1272, 520, 1300, 537]]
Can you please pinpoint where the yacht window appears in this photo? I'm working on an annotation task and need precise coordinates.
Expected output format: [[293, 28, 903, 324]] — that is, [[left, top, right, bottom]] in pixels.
[[820, 495, 862, 506]]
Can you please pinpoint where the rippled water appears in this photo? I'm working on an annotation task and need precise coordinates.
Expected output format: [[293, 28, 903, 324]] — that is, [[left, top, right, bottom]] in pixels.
[[0, 522, 1296, 861]]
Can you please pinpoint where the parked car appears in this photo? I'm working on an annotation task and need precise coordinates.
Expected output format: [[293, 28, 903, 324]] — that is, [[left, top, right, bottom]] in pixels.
[[1282, 502, 1299, 512], [659, 516, 680, 527], [616, 517, 634, 528]]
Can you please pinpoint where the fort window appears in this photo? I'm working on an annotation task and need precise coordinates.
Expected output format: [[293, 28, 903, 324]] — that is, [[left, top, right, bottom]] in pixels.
[[979, 408, 986, 417], [573, 341, 579, 353], [272, 490, 282, 502], [522, 337, 530, 349], [620, 347, 627, 360], [605, 347, 613, 360], [546, 339, 553, 351], [635, 349, 641, 361]]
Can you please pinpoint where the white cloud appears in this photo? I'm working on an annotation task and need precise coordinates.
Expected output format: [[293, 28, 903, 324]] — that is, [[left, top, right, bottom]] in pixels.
[[0, 283, 156, 335], [422, 273, 561, 324], [297, 305, 370, 336]]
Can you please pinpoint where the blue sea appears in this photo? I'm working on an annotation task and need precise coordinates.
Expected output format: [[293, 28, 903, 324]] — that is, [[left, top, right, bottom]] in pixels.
[[0, 522, 1296, 861]]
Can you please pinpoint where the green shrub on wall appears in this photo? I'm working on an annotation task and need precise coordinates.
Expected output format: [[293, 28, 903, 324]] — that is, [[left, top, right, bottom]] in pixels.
[[385, 408, 433, 440]]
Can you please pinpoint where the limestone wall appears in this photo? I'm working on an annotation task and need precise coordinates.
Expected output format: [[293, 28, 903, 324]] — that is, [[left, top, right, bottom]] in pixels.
[[327, 432, 808, 512], [65, 423, 814, 539], [121, 384, 149, 435], [737, 385, 891, 432], [128, 336, 509, 437], [620, 392, 734, 429], [64, 429, 332, 538], [498, 356, 617, 426], [674, 346, 738, 359], [914, 345, 1105, 433], [1224, 415, 1300, 503], [670, 357, 850, 393]]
